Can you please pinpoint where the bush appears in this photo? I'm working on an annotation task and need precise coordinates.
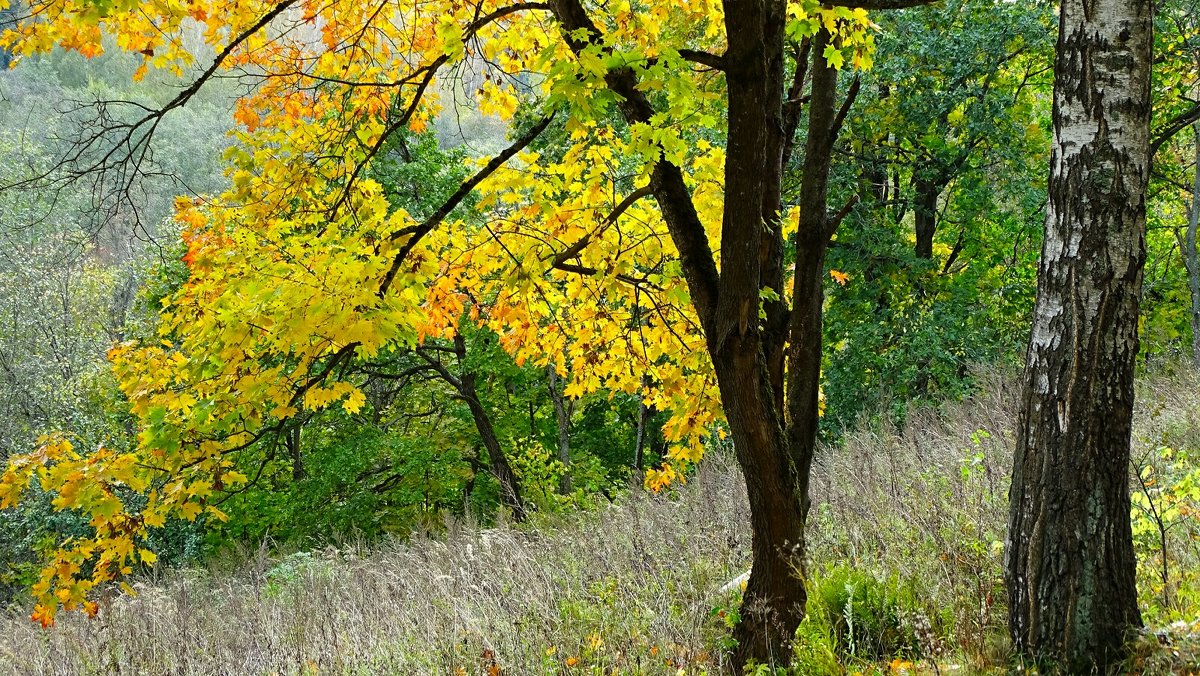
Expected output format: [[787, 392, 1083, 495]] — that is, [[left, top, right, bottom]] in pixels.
[[809, 566, 929, 662]]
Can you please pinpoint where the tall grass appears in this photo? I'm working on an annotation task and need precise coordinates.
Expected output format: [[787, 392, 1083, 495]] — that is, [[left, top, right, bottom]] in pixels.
[[0, 456, 752, 675], [4, 365, 1200, 674]]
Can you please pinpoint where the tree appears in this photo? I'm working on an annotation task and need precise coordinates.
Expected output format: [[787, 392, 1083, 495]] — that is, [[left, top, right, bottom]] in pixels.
[[823, 0, 1053, 424], [1005, 0, 1152, 668], [1149, 0, 1200, 366], [0, 0, 930, 666]]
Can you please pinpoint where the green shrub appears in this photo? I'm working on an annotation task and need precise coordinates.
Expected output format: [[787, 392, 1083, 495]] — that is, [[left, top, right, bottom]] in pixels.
[[809, 566, 928, 661]]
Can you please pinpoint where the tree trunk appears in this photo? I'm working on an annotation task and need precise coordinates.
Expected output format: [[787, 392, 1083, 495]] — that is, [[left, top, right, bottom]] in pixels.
[[548, 2, 846, 668], [633, 376, 655, 471], [286, 423, 304, 481], [452, 335, 527, 522], [1186, 123, 1200, 368], [546, 364, 573, 494], [715, 2, 813, 669], [1005, 0, 1151, 668], [913, 174, 939, 260]]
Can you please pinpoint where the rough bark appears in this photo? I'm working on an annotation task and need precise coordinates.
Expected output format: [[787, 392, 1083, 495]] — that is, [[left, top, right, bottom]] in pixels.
[[1005, 0, 1151, 668], [716, 2, 814, 668]]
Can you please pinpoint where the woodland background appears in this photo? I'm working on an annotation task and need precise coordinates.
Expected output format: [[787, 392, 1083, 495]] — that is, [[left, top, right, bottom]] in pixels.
[[0, 0, 1197, 673]]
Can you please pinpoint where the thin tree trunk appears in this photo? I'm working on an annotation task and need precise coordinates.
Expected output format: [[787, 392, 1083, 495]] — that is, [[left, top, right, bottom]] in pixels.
[[1186, 123, 1200, 368], [452, 334, 527, 522], [286, 423, 304, 481], [634, 375, 654, 471], [913, 175, 939, 260], [546, 364, 572, 494], [1005, 0, 1151, 668]]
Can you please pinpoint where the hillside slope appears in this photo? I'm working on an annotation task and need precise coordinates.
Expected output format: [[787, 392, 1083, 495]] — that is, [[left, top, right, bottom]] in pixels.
[[3, 365, 1200, 674]]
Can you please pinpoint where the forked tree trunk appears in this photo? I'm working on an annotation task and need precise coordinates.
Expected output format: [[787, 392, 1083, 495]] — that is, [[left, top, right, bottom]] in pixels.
[[717, 2, 811, 667], [1005, 0, 1151, 668], [548, 1, 851, 668]]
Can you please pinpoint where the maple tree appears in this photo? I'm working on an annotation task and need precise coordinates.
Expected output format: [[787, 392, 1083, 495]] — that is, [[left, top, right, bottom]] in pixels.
[[0, 0, 942, 666]]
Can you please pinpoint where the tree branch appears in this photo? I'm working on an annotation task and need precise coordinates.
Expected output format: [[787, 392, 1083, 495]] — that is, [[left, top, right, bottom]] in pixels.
[[549, 0, 719, 326], [378, 114, 555, 296], [549, 185, 653, 267], [1152, 103, 1200, 156], [782, 38, 814, 168], [678, 48, 725, 70]]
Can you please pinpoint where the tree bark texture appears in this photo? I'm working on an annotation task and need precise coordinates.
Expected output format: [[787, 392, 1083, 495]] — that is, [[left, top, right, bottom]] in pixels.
[[1005, 0, 1151, 668]]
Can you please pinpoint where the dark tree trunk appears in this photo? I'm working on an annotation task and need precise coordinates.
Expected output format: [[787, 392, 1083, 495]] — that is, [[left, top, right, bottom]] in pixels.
[[633, 374, 654, 471], [286, 423, 304, 481], [1005, 0, 1151, 668], [717, 2, 812, 668], [913, 175, 939, 260], [548, 1, 851, 668], [546, 364, 573, 494], [450, 334, 527, 522]]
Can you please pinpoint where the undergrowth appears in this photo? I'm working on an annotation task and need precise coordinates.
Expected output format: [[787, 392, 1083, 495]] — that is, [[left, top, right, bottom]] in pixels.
[[3, 365, 1200, 674]]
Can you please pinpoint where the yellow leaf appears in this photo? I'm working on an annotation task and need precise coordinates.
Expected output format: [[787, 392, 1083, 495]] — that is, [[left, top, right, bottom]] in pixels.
[[342, 388, 366, 414]]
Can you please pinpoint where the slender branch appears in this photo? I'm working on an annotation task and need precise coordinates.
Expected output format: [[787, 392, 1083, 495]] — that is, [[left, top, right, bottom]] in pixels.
[[327, 2, 552, 217], [1152, 103, 1200, 156], [159, 0, 297, 118], [782, 38, 814, 168], [413, 347, 464, 391], [826, 194, 860, 239], [830, 75, 861, 140], [549, 185, 653, 267], [549, 0, 719, 325], [378, 114, 555, 297]]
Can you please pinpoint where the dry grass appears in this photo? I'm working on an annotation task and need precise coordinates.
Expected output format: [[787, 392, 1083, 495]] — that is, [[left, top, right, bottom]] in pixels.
[[0, 456, 752, 675], [4, 365, 1200, 675]]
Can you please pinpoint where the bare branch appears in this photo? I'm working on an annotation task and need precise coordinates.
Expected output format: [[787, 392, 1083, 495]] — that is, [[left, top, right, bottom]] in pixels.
[[0, 0, 298, 234]]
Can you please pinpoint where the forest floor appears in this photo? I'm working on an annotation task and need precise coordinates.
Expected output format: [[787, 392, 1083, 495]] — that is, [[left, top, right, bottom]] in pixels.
[[3, 365, 1200, 674]]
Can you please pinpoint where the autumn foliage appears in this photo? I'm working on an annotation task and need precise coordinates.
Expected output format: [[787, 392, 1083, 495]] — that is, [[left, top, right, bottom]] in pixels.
[[0, 0, 883, 626]]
